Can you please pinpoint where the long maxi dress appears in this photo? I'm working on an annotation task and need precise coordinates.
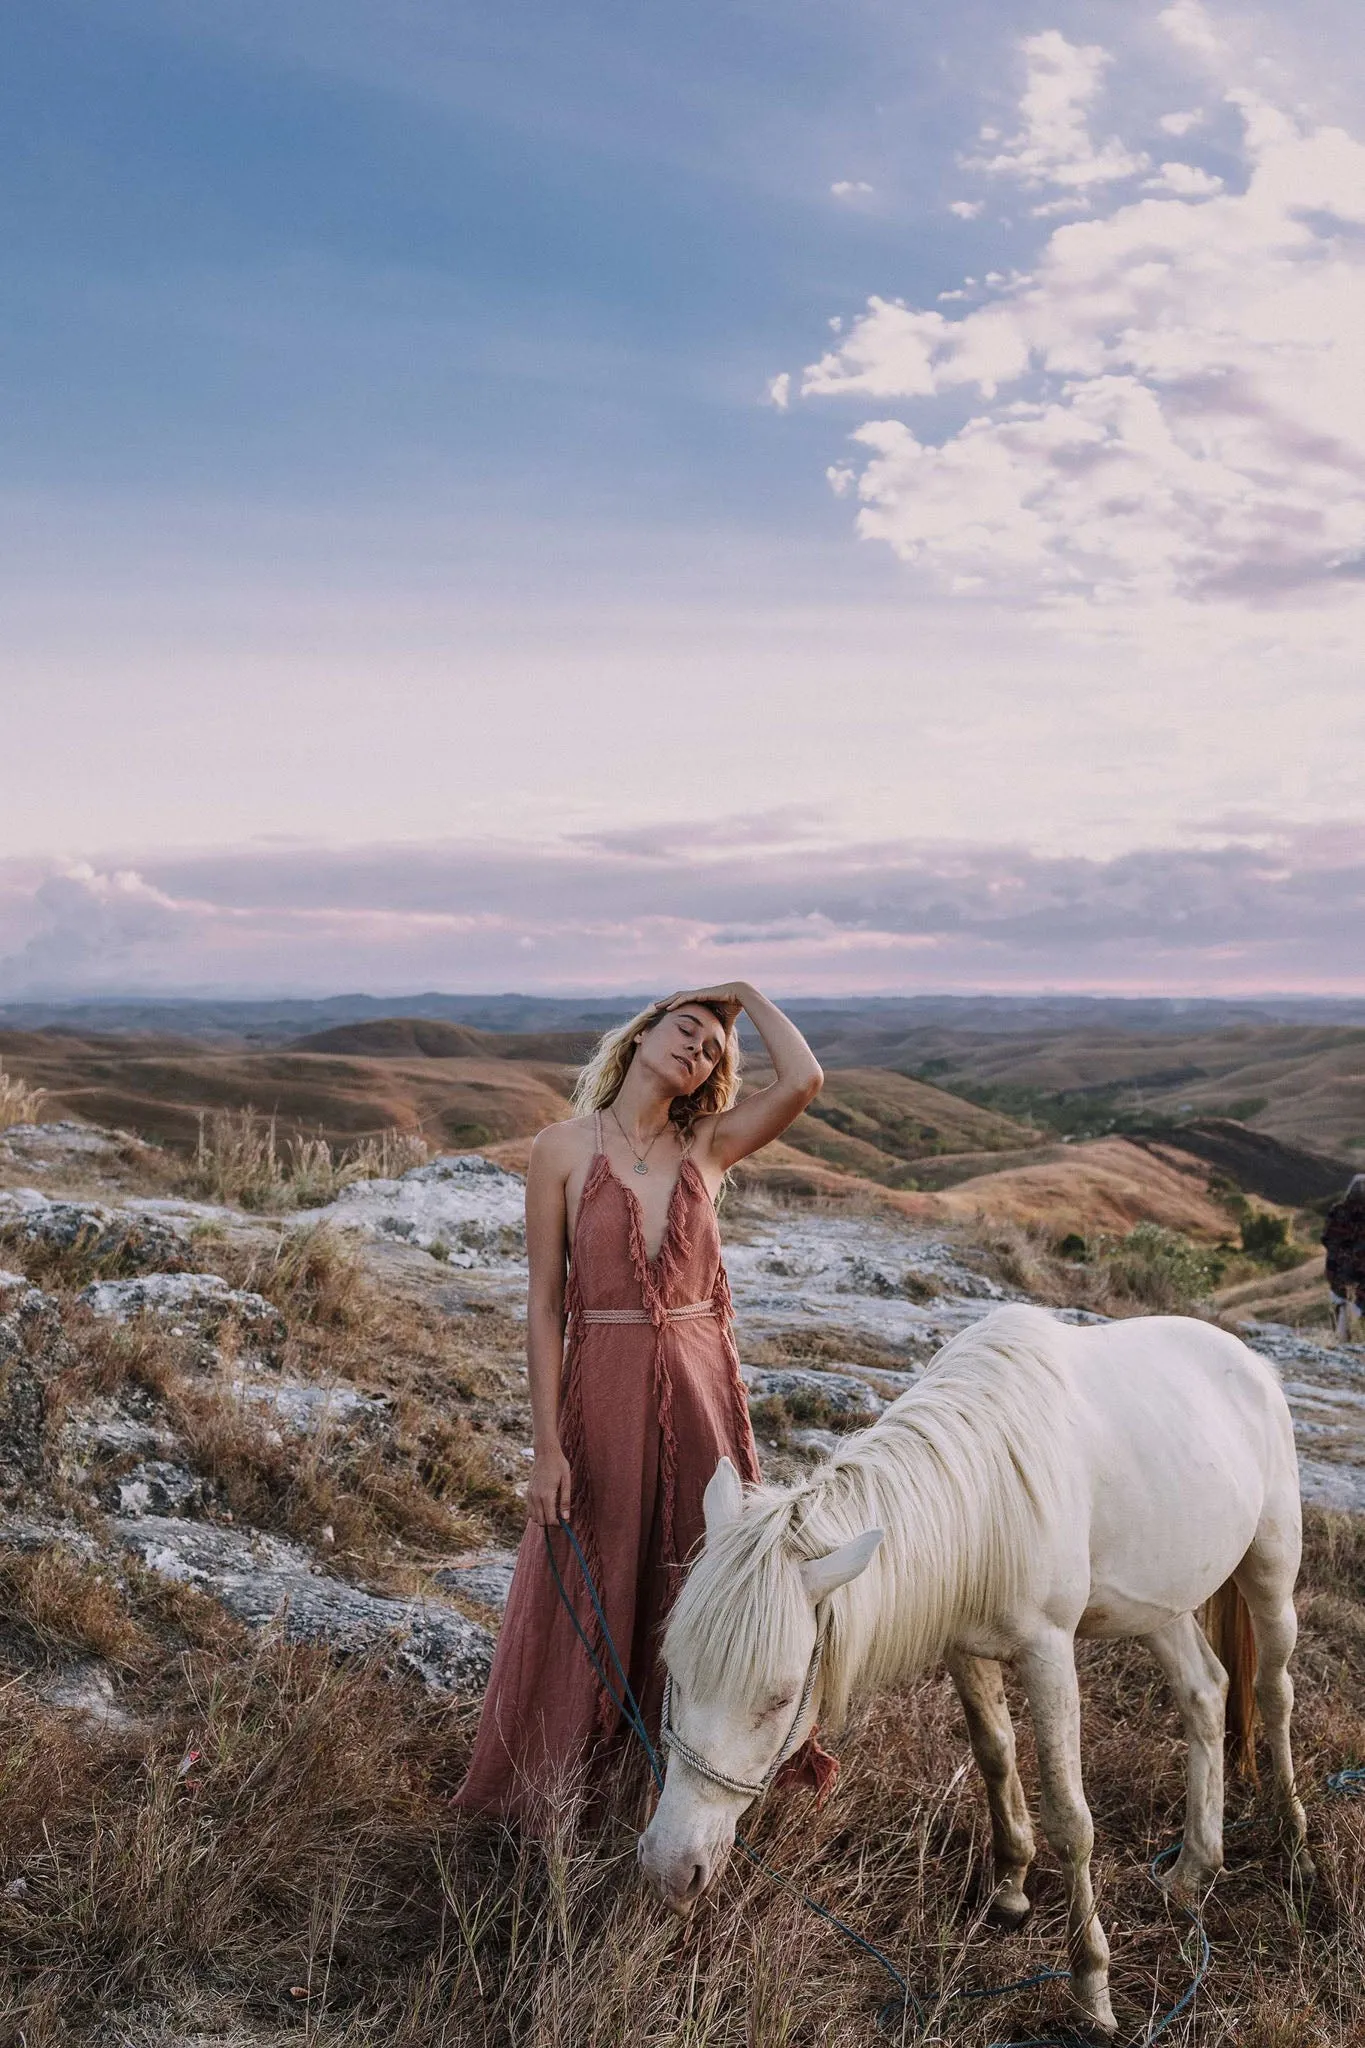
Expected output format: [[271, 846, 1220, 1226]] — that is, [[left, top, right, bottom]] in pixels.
[[453, 1111, 762, 1822]]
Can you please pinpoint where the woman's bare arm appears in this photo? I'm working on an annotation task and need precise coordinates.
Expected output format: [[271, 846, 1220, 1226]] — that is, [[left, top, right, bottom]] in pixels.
[[523, 1125, 574, 1526], [668, 981, 823, 1171]]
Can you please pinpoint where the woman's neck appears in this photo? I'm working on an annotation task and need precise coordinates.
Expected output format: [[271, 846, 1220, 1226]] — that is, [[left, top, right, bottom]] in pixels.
[[610, 1071, 675, 1143]]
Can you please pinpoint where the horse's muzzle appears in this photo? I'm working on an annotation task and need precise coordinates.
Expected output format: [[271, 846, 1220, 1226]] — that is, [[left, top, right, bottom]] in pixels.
[[637, 1828, 717, 1914]]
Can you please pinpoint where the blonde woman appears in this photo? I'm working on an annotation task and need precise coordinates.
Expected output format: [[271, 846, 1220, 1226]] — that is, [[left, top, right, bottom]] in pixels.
[[454, 982, 823, 1820]]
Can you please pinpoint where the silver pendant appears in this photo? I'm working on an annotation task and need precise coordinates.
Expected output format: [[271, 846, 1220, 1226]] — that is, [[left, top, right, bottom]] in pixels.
[[633, 1160, 650, 1175]]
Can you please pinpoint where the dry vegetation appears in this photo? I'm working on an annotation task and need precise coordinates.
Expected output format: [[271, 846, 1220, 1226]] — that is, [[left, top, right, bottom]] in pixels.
[[183, 1108, 430, 1210], [0, 1511, 1360, 2046], [0, 1060, 46, 1131]]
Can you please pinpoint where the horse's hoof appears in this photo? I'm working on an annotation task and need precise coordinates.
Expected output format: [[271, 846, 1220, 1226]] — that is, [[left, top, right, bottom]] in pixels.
[[985, 1887, 1031, 1932], [1292, 1848, 1317, 1887], [1073, 1975, 1117, 2040], [1156, 1854, 1219, 1902]]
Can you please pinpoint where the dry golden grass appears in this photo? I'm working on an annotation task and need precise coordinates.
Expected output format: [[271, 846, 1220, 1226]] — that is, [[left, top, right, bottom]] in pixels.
[[0, 1063, 46, 1131], [182, 1108, 430, 1211], [0, 1511, 1360, 2045]]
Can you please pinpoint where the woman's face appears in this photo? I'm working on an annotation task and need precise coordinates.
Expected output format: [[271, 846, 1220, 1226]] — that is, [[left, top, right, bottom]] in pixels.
[[638, 1005, 728, 1098]]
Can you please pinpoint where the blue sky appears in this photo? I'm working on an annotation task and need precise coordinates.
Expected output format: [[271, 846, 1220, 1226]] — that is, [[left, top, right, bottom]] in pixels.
[[3, 0, 1365, 994]]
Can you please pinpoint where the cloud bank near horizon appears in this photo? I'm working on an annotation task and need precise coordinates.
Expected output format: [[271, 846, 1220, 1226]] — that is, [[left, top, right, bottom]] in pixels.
[[2, 815, 1364, 999]]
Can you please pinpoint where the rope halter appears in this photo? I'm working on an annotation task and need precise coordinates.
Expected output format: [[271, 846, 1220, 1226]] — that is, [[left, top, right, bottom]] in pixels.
[[659, 1611, 829, 1805]]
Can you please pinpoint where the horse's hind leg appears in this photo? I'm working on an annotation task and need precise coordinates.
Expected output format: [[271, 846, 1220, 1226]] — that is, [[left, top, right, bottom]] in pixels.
[[1143, 1612, 1227, 1894], [947, 1652, 1035, 1929], [1235, 1511, 1313, 1882], [1016, 1630, 1116, 2039]]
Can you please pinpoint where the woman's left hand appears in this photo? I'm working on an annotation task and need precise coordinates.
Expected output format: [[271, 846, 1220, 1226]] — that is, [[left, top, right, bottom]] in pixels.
[[662, 983, 748, 1028]]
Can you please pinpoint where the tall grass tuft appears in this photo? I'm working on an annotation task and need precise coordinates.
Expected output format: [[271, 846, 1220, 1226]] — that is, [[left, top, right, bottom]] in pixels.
[[0, 1064, 46, 1132], [186, 1108, 428, 1211]]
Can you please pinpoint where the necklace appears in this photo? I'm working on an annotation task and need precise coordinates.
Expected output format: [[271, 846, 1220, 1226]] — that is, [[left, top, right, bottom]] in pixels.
[[610, 1103, 670, 1175]]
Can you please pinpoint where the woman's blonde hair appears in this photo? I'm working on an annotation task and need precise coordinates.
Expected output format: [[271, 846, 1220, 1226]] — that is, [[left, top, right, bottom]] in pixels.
[[572, 999, 741, 1138]]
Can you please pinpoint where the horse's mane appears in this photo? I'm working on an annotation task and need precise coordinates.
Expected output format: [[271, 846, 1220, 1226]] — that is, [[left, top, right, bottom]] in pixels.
[[664, 1305, 1076, 1729]]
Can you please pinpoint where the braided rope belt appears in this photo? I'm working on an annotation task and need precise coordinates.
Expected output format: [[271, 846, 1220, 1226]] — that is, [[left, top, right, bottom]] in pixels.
[[578, 1301, 717, 1324]]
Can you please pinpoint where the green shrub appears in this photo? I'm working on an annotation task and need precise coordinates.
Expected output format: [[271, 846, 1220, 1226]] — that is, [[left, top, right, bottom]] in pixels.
[[1101, 1223, 1221, 1312], [1240, 1210, 1285, 1257]]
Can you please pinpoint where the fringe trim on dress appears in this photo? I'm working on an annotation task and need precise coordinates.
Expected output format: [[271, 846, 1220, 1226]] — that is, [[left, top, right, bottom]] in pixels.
[[558, 1154, 614, 1728]]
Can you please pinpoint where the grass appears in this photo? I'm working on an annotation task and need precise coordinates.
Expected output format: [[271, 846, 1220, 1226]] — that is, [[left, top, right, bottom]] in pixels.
[[0, 1064, 47, 1132], [0, 1508, 1361, 2044], [183, 1108, 430, 1212]]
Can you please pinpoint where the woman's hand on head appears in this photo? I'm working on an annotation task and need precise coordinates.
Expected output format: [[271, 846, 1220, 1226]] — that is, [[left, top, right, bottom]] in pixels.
[[662, 983, 748, 1028], [527, 1445, 573, 1529]]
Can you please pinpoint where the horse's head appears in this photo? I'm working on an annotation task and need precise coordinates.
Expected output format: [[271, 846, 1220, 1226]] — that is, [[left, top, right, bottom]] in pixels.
[[638, 1457, 882, 1914]]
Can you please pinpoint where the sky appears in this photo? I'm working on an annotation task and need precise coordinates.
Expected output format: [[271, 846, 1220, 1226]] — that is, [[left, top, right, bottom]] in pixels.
[[3, 0, 1365, 997]]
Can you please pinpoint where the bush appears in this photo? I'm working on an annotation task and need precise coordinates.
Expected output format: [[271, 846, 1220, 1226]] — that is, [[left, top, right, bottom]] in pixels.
[[1241, 1210, 1292, 1263], [1101, 1222, 1221, 1312]]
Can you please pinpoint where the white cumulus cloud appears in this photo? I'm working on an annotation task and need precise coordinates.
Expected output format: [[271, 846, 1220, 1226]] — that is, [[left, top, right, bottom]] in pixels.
[[966, 30, 1147, 190], [1158, 0, 1223, 61], [948, 198, 984, 218], [1142, 160, 1224, 195], [831, 179, 874, 198], [799, 40, 1365, 608], [1159, 108, 1206, 136]]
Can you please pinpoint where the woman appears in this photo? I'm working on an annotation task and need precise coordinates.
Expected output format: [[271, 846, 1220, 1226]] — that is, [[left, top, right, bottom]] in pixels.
[[453, 981, 823, 1821]]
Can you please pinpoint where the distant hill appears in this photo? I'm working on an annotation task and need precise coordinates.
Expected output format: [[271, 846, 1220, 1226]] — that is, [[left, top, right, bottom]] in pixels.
[[289, 1018, 598, 1064], [10, 991, 1365, 1046]]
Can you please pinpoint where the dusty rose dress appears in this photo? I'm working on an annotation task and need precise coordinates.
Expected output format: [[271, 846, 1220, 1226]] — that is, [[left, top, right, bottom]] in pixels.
[[453, 1114, 761, 1821]]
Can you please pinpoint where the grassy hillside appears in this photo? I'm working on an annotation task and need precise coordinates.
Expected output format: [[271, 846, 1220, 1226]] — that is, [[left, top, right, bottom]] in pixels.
[[773, 1067, 1041, 1187], [0, 1030, 578, 1154], [887, 1025, 1365, 1160]]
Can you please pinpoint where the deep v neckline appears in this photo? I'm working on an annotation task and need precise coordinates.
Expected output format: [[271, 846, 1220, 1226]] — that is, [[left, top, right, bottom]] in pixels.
[[584, 1107, 703, 1270], [608, 1153, 700, 1271]]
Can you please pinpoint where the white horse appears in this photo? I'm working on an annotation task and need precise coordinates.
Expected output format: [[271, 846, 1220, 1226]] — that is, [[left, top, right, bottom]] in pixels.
[[638, 1305, 1310, 2039]]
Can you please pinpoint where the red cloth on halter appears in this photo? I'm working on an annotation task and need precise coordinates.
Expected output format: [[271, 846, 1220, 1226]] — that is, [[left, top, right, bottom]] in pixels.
[[774, 1729, 841, 1807]]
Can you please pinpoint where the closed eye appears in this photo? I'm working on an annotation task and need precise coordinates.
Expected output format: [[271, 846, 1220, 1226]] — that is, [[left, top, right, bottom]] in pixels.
[[751, 1693, 796, 1728]]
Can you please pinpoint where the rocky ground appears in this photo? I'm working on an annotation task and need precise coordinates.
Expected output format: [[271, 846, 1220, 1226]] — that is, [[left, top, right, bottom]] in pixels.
[[4, 1121, 1362, 1720]]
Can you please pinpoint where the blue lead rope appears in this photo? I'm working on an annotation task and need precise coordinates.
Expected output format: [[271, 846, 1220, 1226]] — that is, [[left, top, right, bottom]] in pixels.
[[541, 1520, 1329, 2047]]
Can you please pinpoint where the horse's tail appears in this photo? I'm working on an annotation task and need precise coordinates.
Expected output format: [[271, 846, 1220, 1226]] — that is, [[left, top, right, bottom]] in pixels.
[[1201, 1579, 1259, 1783]]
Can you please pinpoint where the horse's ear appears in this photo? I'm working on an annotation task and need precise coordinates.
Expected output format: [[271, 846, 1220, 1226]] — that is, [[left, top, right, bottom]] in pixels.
[[799, 1528, 883, 1604], [703, 1457, 744, 1540]]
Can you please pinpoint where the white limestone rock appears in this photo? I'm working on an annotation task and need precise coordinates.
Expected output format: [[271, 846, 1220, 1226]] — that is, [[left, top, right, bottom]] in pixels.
[[115, 1516, 493, 1691], [296, 1152, 526, 1263]]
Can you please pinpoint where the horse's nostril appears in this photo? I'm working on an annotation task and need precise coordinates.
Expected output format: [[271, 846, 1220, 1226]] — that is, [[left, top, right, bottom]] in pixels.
[[684, 1863, 707, 1900]]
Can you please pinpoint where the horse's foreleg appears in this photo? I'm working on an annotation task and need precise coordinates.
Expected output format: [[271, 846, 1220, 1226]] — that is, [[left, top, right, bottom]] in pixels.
[[1016, 1631, 1115, 2040], [947, 1651, 1035, 1929], [1143, 1612, 1227, 1893]]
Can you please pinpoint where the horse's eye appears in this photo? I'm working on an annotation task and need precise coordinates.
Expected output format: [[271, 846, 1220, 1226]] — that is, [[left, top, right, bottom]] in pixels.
[[756, 1692, 794, 1722]]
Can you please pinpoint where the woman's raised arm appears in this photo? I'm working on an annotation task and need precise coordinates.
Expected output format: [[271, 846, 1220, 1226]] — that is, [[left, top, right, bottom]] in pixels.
[[666, 981, 822, 1171]]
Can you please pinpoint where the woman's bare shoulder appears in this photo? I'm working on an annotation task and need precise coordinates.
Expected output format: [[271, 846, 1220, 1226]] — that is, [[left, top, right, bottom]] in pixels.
[[530, 1115, 596, 1174]]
